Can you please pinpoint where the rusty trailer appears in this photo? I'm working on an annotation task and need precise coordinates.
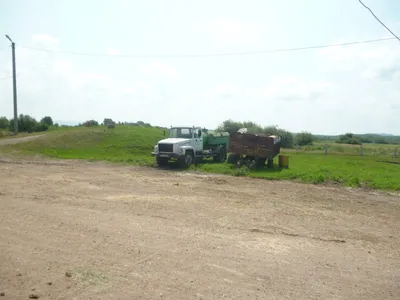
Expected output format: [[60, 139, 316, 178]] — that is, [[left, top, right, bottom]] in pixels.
[[228, 132, 281, 168]]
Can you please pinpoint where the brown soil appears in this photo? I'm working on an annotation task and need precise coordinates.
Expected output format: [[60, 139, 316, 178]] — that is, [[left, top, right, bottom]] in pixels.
[[0, 135, 45, 146], [0, 157, 399, 299]]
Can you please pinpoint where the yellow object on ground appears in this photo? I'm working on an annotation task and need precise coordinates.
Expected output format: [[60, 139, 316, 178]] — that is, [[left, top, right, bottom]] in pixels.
[[279, 155, 289, 168]]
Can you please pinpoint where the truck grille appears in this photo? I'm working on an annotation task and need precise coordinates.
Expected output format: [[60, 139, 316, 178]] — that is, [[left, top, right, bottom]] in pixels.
[[158, 143, 173, 152]]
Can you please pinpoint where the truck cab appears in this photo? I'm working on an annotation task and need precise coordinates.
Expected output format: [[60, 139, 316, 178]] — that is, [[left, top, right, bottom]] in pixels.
[[152, 126, 202, 167], [152, 126, 229, 168]]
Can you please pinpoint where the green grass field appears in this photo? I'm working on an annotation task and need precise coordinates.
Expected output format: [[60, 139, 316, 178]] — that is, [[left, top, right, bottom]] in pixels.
[[1, 125, 399, 191], [289, 141, 398, 157]]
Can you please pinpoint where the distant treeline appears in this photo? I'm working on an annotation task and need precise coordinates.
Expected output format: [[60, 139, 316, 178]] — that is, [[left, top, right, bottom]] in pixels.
[[315, 133, 400, 145], [0, 115, 55, 133], [2, 115, 399, 146]]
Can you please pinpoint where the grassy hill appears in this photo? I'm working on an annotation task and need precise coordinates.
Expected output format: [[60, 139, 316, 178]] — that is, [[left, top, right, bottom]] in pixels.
[[1, 125, 164, 165], [1, 125, 399, 191]]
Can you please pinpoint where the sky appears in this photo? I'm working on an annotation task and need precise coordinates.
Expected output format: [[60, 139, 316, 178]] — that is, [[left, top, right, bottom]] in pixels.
[[1, 0, 400, 135]]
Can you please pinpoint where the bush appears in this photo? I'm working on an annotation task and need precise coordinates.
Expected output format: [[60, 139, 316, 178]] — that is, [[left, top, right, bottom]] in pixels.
[[295, 131, 313, 146], [35, 122, 49, 132], [232, 166, 250, 177], [216, 120, 244, 133], [0, 117, 9, 129], [217, 120, 294, 148], [83, 120, 99, 127], [8, 114, 49, 133], [9, 114, 36, 133], [336, 133, 362, 145], [103, 118, 114, 126], [40, 116, 53, 126], [264, 126, 294, 148]]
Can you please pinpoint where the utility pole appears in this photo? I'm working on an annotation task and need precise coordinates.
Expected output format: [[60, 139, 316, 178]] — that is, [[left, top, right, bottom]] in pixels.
[[5, 35, 18, 134]]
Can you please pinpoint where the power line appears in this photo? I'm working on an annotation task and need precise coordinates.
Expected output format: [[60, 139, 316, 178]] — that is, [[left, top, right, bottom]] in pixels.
[[19, 37, 397, 59], [358, 0, 400, 43]]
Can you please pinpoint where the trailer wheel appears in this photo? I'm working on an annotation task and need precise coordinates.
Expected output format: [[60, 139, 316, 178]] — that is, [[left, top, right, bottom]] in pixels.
[[267, 158, 274, 168], [256, 158, 267, 167], [227, 153, 240, 164]]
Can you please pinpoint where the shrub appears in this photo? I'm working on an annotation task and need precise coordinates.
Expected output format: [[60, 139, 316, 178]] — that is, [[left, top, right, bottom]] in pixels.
[[40, 116, 53, 126], [6, 114, 49, 133], [232, 166, 250, 177], [0, 117, 9, 129], [336, 133, 362, 145], [9, 114, 37, 133], [103, 118, 114, 126], [35, 122, 49, 132], [83, 120, 99, 127], [217, 120, 294, 148], [295, 131, 313, 146]]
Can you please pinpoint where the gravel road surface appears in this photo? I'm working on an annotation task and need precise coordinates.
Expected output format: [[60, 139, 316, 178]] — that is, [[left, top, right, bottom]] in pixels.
[[0, 158, 399, 299]]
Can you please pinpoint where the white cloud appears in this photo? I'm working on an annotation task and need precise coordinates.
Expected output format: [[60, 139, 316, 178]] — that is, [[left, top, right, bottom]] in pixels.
[[0, 34, 164, 123], [31, 34, 59, 50], [209, 83, 238, 99], [138, 61, 178, 79], [1, 25, 400, 135], [202, 19, 264, 46], [318, 39, 400, 81], [106, 48, 120, 56], [261, 75, 334, 101]]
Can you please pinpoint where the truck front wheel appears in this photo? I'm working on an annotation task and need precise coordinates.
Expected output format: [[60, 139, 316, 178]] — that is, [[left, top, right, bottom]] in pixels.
[[180, 152, 193, 168], [157, 157, 169, 167]]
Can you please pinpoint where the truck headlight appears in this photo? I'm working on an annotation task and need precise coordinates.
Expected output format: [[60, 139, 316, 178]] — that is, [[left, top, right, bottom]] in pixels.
[[154, 145, 159, 153], [179, 148, 184, 154]]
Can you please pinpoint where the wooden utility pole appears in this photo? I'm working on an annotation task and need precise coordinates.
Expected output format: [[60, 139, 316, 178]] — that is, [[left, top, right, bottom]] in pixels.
[[5, 35, 18, 134]]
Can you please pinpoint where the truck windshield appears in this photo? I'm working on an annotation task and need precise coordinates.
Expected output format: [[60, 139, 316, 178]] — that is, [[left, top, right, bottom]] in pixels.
[[169, 128, 193, 138]]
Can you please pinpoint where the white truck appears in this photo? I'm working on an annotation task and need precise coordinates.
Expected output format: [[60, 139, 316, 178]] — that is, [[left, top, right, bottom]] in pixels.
[[151, 126, 230, 168]]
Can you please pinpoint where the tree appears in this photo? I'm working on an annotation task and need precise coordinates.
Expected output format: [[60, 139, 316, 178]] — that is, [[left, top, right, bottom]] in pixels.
[[264, 126, 294, 148], [336, 133, 362, 145], [35, 122, 49, 132], [103, 118, 114, 125], [40, 116, 53, 126], [83, 120, 99, 127], [295, 131, 313, 146], [9, 114, 37, 133], [0, 117, 9, 129], [8, 114, 49, 133], [217, 120, 295, 148], [242, 121, 263, 133], [216, 119, 244, 133]]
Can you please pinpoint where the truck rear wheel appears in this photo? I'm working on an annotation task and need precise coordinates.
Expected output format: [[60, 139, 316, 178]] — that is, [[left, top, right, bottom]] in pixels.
[[180, 152, 193, 168]]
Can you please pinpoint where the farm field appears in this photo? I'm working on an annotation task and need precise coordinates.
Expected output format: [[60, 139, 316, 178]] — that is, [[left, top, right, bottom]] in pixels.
[[0, 125, 399, 191], [0, 157, 399, 299]]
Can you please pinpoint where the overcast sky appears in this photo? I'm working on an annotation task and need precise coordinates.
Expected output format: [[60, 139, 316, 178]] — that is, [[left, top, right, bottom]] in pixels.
[[1, 0, 399, 135]]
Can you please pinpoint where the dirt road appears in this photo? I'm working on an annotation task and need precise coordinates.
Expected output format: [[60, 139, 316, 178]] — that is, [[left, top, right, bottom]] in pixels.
[[0, 134, 45, 146], [0, 157, 399, 299]]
